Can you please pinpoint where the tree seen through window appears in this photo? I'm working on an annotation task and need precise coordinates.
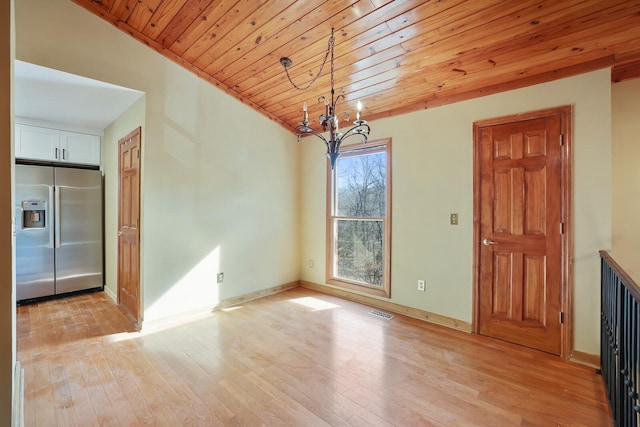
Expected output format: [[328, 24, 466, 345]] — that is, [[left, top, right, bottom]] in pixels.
[[328, 141, 390, 295]]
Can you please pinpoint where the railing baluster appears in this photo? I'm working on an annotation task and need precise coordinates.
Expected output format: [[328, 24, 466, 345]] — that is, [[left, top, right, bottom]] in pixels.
[[636, 308, 640, 425], [600, 251, 640, 427], [632, 293, 637, 427]]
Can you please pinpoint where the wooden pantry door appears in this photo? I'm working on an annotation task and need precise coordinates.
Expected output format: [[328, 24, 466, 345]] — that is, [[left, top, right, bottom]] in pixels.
[[118, 127, 142, 328]]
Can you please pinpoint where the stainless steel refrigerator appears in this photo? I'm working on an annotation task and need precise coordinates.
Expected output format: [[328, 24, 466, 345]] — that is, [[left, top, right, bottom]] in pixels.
[[15, 164, 103, 301]]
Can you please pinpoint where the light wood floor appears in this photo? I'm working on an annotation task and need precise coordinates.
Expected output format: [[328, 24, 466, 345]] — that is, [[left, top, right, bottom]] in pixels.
[[17, 287, 611, 426]]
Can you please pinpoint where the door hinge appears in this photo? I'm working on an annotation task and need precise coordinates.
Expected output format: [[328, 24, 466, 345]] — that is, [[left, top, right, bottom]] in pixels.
[[559, 311, 564, 324], [560, 222, 564, 234], [136, 149, 140, 159], [559, 134, 564, 146]]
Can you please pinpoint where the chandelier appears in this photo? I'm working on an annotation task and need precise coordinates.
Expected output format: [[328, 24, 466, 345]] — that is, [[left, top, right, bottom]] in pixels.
[[279, 29, 370, 169]]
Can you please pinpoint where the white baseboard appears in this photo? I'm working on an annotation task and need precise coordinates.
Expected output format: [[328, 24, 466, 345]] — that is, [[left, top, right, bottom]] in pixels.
[[103, 285, 117, 303], [12, 361, 24, 427]]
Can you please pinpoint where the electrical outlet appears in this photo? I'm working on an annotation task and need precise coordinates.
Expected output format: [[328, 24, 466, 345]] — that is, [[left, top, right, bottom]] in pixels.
[[217, 272, 224, 283], [417, 279, 425, 291], [309, 259, 315, 269]]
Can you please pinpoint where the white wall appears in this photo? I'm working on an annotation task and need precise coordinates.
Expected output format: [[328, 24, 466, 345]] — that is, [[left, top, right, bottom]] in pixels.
[[612, 79, 640, 283], [301, 70, 612, 355], [0, 0, 15, 423], [16, 0, 300, 323]]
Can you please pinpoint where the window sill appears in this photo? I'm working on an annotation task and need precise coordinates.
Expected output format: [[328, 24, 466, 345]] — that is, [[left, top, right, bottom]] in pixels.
[[326, 277, 390, 298]]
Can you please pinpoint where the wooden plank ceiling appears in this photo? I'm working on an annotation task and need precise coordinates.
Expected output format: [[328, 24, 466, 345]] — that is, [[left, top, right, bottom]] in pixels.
[[73, 0, 640, 131]]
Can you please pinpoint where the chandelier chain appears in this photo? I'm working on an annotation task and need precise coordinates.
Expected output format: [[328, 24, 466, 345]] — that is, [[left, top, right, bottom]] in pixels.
[[330, 29, 335, 104], [283, 30, 334, 91]]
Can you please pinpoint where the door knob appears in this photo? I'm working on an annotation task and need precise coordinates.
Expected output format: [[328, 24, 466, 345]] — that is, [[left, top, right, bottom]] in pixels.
[[117, 230, 123, 236], [482, 238, 497, 246]]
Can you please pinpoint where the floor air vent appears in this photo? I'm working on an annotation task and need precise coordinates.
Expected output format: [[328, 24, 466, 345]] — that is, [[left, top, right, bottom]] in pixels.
[[369, 310, 394, 320]]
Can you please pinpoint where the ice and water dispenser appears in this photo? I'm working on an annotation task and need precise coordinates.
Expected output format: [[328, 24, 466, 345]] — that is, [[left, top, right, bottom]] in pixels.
[[21, 200, 46, 229]]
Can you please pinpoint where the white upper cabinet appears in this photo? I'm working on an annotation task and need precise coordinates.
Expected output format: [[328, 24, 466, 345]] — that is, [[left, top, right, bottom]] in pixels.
[[59, 131, 101, 165], [15, 124, 101, 166], [15, 124, 60, 162]]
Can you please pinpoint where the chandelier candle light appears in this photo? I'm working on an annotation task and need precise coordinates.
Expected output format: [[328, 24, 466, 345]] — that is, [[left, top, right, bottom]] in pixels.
[[280, 29, 371, 169]]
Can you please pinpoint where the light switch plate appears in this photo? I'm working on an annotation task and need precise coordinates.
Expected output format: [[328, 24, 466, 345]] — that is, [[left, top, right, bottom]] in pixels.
[[450, 213, 458, 225]]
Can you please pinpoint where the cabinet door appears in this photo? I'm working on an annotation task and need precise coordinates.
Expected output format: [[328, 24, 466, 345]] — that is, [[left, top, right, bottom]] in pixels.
[[15, 124, 60, 161], [60, 131, 101, 165]]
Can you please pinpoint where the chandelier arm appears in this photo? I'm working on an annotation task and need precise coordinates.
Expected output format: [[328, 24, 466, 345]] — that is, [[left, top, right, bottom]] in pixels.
[[337, 124, 371, 142], [295, 126, 329, 145], [337, 132, 369, 146], [337, 111, 350, 122], [332, 94, 345, 108]]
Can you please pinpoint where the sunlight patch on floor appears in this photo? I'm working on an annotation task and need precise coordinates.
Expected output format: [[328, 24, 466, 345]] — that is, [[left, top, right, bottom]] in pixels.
[[289, 296, 340, 311], [105, 331, 141, 343]]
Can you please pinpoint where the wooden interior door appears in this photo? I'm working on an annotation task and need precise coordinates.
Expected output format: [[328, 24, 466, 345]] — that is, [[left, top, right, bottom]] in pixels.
[[474, 108, 570, 356], [118, 127, 141, 326]]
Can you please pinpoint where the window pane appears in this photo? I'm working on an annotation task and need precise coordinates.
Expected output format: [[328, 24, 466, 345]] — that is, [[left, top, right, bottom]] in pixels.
[[336, 151, 386, 217], [335, 219, 384, 287]]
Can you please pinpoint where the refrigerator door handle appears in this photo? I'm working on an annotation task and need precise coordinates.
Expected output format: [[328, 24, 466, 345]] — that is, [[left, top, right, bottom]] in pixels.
[[48, 186, 54, 248], [55, 185, 61, 248]]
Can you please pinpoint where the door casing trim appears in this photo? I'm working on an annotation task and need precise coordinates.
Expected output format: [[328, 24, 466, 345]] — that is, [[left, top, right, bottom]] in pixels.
[[472, 105, 573, 358]]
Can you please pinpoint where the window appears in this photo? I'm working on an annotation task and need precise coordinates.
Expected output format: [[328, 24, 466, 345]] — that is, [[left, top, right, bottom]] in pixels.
[[327, 139, 391, 297]]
